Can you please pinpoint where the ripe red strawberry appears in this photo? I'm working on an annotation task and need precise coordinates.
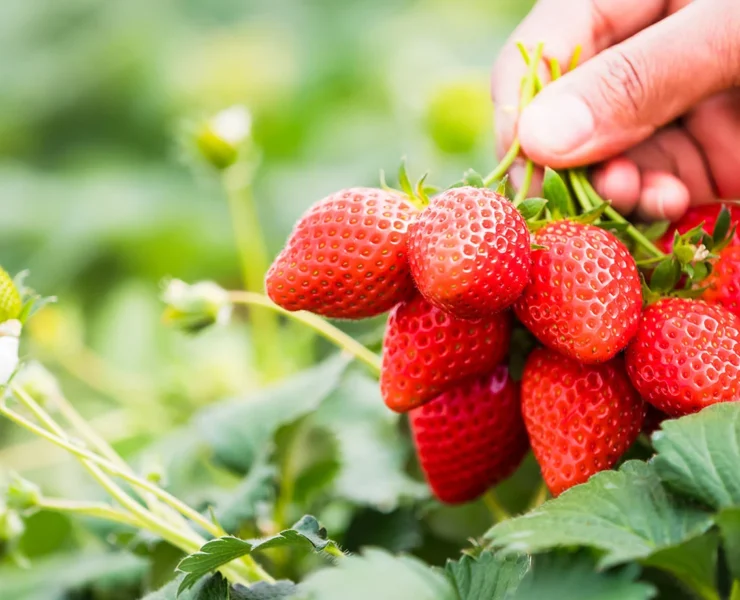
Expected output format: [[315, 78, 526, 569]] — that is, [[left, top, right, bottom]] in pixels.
[[626, 298, 740, 416], [702, 245, 740, 318], [265, 187, 418, 319], [410, 366, 529, 504], [380, 294, 512, 413], [514, 221, 642, 364], [657, 202, 740, 254], [521, 348, 645, 497], [407, 186, 531, 319]]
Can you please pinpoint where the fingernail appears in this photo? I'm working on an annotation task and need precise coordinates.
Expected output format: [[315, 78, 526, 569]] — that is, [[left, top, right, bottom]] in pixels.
[[519, 95, 595, 157]]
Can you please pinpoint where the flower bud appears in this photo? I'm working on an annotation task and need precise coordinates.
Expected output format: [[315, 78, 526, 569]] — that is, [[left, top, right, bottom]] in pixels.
[[0, 267, 22, 323], [5, 474, 41, 512], [195, 105, 252, 170], [0, 504, 24, 542], [0, 319, 21, 386], [161, 279, 232, 333]]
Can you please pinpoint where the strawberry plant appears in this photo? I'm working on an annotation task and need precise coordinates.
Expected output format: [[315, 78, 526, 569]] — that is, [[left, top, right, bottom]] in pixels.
[[3, 39, 740, 600]]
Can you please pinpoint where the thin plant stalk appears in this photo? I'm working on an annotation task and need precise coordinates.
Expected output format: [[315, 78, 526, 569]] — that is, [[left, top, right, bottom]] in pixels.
[[229, 291, 382, 376]]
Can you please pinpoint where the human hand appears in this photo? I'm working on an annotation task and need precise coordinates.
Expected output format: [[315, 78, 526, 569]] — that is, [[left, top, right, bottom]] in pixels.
[[491, 0, 740, 221]]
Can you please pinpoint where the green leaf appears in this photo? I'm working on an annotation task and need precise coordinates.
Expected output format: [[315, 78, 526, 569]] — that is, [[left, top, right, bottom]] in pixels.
[[196, 573, 229, 600], [462, 169, 484, 188], [215, 454, 276, 534], [231, 581, 298, 599], [398, 158, 415, 197], [514, 553, 657, 600], [445, 551, 529, 599], [571, 201, 609, 224], [485, 461, 712, 568], [196, 355, 349, 473], [177, 516, 340, 593], [640, 220, 671, 242], [542, 168, 572, 218], [0, 550, 146, 600], [517, 198, 547, 220], [298, 548, 457, 600], [314, 369, 428, 510], [651, 403, 740, 510], [716, 508, 740, 580], [641, 533, 718, 600], [713, 206, 731, 245], [650, 258, 681, 292]]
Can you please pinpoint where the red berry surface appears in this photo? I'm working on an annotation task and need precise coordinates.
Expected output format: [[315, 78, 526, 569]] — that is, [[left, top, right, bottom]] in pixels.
[[408, 186, 531, 319], [657, 202, 740, 254], [514, 221, 642, 363], [626, 298, 740, 416], [380, 295, 512, 413], [410, 366, 529, 504], [265, 187, 418, 319], [702, 245, 740, 318], [521, 348, 645, 497]]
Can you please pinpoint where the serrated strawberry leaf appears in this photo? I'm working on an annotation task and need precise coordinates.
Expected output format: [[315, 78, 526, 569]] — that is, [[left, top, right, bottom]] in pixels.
[[715, 508, 740, 580], [177, 516, 340, 594], [196, 572, 229, 600], [641, 533, 718, 599], [485, 461, 712, 569], [517, 198, 547, 220], [444, 551, 529, 599], [231, 581, 298, 599], [214, 453, 276, 534], [195, 355, 349, 473], [542, 168, 572, 218], [298, 548, 457, 600], [651, 403, 740, 510], [514, 553, 656, 600], [313, 369, 428, 510]]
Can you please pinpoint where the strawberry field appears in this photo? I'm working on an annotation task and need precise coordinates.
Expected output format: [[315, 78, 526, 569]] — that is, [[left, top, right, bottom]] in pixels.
[[2, 1, 740, 599]]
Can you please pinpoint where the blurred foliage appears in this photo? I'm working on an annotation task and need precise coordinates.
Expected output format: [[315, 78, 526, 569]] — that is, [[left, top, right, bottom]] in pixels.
[[0, 0, 535, 597]]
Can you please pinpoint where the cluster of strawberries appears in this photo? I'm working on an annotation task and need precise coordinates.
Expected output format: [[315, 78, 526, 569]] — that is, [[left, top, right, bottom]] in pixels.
[[265, 182, 740, 504]]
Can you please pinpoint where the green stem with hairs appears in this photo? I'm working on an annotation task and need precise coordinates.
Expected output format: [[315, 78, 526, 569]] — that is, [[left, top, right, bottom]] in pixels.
[[3, 390, 273, 584], [483, 490, 510, 523], [229, 291, 382, 376], [575, 171, 665, 259], [223, 164, 284, 381]]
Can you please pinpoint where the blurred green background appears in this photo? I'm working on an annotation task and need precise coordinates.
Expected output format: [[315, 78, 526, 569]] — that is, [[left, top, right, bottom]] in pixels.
[[0, 0, 536, 597]]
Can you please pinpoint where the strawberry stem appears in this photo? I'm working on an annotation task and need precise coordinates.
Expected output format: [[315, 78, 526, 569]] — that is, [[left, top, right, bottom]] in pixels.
[[527, 481, 549, 511], [228, 291, 382, 376], [513, 160, 534, 206], [483, 43, 544, 190], [482, 140, 520, 188], [572, 170, 665, 259], [482, 489, 510, 523]]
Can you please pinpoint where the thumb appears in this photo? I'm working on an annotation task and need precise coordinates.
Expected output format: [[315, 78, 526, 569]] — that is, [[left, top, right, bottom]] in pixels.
[[517, 0, 740, 168]]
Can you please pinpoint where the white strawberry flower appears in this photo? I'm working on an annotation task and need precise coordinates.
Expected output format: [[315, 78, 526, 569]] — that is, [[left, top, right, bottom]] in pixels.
[[209, 105, 252, 146], [0, 319, 21, 386], [693, 244, 710, 262], [161, 279, 232, 333]]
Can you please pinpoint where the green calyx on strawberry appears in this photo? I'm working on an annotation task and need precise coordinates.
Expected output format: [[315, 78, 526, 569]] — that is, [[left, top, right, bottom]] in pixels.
[[0, 267, 54, 325], [639, 204, 739, 303]]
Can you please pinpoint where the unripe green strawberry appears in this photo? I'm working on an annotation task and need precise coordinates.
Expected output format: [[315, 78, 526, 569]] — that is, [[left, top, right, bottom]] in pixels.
[[0, 267, 21, 323]]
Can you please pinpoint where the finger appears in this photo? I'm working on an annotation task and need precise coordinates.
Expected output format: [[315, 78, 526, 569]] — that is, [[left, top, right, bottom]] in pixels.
[[592, 157, 641, 215], [518, 0, 740, 167], [636, 171, 691, 222], [491, 0, 667, 158], [685, 89, 740, 199], [625, 127, 716, 203]]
